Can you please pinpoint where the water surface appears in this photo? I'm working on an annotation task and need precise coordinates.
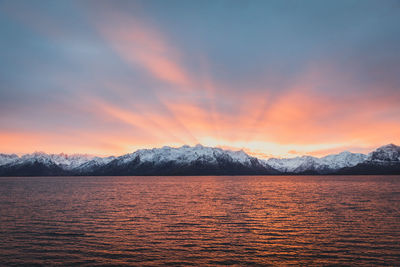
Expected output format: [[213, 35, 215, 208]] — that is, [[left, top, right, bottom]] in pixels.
[[0, 175, 399, 266]]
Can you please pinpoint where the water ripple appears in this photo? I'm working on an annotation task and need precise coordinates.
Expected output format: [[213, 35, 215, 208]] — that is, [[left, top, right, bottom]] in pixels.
[[0, 175, 399, 266]]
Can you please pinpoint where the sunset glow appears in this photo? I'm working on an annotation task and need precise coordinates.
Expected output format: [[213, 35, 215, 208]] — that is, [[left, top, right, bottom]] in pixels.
[[1, 0, 400, 158]]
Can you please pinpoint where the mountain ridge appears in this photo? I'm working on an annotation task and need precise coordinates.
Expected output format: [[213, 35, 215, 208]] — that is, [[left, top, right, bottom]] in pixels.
[[1, 144, 400, 176]]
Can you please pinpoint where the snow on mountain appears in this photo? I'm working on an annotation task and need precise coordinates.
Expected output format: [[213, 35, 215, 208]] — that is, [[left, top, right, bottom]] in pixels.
[[76, 156, 116, 171], [0, 153, 19, 166], [368, 144, 400, 162], [117, 144, 254, 166], [48, 154, 99, 170], [0, 145, 255, 173], [265, 156, 313, 173], [265, 151, 367, 173], [318, 151, 368, 170], [1, 144, 400, 175], [0, 152, 106, 170], [17, 152, 95, 170]]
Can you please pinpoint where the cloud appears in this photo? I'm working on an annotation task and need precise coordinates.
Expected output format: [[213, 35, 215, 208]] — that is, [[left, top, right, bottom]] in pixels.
[[93, 9, 192, 89], [1, 1, 400, 157]]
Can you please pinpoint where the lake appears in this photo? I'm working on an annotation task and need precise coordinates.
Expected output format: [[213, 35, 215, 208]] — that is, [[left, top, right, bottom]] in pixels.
[[0, 176, 399, 266]]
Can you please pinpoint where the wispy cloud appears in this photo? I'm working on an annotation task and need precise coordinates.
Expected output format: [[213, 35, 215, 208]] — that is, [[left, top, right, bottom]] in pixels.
[[1, 1, 400, 157]]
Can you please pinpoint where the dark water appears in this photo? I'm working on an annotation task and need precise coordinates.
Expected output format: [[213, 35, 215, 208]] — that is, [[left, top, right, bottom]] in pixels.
[[0, 176, 399, 266]]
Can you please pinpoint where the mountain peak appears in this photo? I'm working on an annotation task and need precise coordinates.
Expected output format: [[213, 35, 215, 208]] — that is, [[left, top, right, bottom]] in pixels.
[[370, 143, 400, 162], [127, 144, 252, 166], [1, 144, 400, 176], [31, 151, 48, 156], [377, 143, 398, 150]]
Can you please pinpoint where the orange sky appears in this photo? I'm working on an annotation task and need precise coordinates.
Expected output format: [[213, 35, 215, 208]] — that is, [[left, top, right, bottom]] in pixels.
[[1, 1, 400, 158]]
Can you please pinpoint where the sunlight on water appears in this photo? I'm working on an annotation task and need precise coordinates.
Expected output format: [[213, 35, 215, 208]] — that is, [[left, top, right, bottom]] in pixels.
[[0, 176, 399, 266]]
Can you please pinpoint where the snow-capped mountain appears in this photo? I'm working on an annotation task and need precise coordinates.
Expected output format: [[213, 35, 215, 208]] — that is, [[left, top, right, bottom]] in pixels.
[[1, 144, 400, 176], [2, 152, 98, 170], [76, 156, 116, 172], [265, 151, 367, 173], [0, 152, 113, 175], [0, 145, 275, 176], [117, 144, 253, 166], [368, 144, 400, 162], [336, 144, 400, 175], [20, 153, 97, 170], [0, 153, 19, 166], [94, 144, 275, 176]]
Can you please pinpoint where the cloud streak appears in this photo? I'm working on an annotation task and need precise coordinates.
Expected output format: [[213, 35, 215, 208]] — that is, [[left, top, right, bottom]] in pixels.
[[1, 0, 400, 157]]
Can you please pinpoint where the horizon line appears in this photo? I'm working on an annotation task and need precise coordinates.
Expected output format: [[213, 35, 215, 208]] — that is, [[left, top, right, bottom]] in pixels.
[[1, 143, 396, 161]]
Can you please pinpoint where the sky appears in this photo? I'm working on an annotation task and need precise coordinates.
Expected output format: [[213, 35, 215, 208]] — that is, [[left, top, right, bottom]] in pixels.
[[0, 0, 400, 158]]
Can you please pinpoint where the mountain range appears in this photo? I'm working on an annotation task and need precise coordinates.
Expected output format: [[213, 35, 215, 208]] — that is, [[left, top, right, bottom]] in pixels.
[[1, 144, 400, 176]]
